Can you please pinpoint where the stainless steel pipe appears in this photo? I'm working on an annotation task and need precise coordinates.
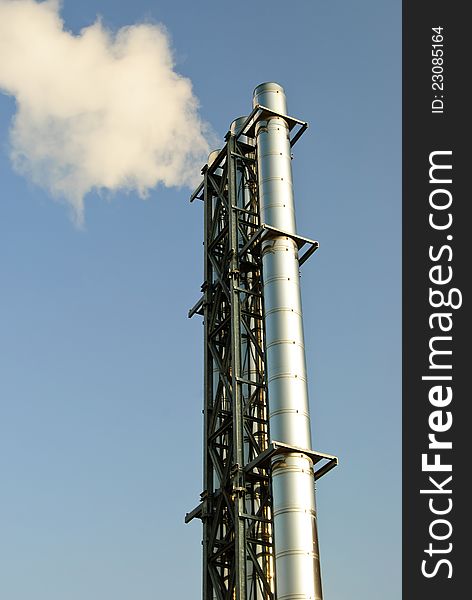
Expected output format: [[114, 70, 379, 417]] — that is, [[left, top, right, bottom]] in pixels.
[[253, 82, 323, 600]]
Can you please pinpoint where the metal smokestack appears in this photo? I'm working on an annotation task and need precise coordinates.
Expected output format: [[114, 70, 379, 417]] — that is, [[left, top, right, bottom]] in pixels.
[[186, 82, 336, 600], [253, 82, 323, 600]]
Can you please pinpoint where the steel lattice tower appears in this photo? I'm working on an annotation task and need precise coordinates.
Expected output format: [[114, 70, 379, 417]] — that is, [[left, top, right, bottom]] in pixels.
[[186, 83, 337, 600]]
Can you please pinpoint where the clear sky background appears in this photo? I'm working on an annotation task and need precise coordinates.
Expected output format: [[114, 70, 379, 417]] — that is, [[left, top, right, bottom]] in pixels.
[[0, 1, 400, 599]]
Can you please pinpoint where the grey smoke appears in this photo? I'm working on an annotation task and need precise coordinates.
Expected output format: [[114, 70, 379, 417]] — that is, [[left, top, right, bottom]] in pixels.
[[0, 0, 212, 224]]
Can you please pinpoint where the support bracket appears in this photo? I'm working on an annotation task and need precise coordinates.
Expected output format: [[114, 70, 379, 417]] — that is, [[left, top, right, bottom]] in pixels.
[[239, 223, 319, 266], [245, 440, 338, 481]]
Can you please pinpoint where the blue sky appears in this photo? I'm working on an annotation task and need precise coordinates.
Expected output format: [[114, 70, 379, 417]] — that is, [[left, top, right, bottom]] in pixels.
[[0, 1, 401, 599]]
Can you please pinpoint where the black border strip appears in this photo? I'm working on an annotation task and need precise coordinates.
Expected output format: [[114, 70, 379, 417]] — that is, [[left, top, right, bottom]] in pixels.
[[403, 3, 467, 597]]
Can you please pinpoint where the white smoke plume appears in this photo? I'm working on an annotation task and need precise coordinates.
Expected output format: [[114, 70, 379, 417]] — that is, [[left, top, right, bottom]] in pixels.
[[0, 0, 212, 224]]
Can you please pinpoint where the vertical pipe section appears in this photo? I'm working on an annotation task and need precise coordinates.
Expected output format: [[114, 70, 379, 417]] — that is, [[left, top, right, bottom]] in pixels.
[[253, 82, 323, 600]]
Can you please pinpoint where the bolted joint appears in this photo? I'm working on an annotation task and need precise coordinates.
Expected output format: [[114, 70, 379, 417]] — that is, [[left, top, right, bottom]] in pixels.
[[231, 464, 246, 494], [229, 268, 240, 281]]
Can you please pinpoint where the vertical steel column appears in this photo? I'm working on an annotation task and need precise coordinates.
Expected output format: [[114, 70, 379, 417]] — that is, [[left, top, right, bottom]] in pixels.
[[253, 83, 323, 600], [201, 166, 214, 600], [227, 133, 248, 600]]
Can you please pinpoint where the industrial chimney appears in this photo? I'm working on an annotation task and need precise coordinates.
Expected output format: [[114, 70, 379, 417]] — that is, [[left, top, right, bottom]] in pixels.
[[186, 83, 337, 600]]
